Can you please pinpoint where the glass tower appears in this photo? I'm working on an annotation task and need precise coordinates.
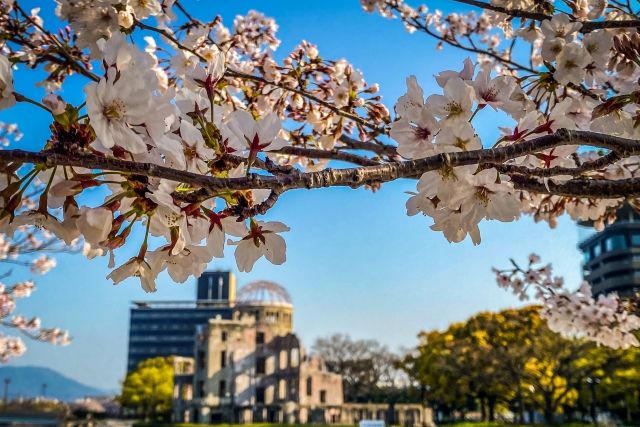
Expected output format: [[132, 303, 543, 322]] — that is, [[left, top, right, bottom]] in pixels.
[[126, 271, 235, 372], [579, 205, 640, 297]]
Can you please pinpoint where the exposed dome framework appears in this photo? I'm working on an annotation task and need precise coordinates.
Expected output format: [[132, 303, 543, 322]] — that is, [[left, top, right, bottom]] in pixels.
[[237, 280, 293, 307]]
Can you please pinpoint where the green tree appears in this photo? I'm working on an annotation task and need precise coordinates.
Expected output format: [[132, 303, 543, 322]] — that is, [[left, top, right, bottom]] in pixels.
[[119, 356, 174, 421]]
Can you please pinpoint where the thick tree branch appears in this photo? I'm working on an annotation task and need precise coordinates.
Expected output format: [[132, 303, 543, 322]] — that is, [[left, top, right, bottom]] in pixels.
[[446, 0, 640, 33], [274, 146, 380, 166], [492, 151, 622, 177], [511, 174, 640, 198], [0, 130, 636, 204], [338, 134, 398, 157], [448, 0, 550, 21]]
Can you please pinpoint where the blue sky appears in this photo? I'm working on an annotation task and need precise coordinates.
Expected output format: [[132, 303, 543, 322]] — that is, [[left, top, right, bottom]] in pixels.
[[4, 0, 583, 391]]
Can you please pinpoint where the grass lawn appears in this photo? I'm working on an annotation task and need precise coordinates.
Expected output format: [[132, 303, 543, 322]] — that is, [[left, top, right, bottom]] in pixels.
[[134, 424, 357, 427], [442, 423, 593, 427], [134, 423, 596, 427]]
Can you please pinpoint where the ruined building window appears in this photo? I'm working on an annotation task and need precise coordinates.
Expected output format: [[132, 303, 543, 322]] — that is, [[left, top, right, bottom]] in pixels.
[[221, 331, 227, 342], [197, 350, 206, 369], [320, 390, 327, 403], [291, 348, 299, 367], [278, 379, 286, 400], [266, 355, 275, 374], [279, 350, 288, 370], [256, 387, 265, 404], [220, 350, 226, 368], [256, 357, 266, 374], [219, 380, 226, 397], [306, 377, 313, 396], [256, 331, 265, 345], [197, 380, 205, 398]]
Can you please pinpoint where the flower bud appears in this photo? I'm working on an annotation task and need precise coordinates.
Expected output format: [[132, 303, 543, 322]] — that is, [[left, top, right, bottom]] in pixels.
[[42, 93, 66, 116], [118, 9, 135, 29]]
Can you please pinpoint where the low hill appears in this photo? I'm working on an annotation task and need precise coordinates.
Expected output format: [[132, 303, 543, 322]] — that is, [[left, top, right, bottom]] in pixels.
[[0, 366, 110, 401]]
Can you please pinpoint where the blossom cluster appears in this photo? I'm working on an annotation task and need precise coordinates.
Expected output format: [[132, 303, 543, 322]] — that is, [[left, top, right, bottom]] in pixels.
[[494, 254, 640, 349], [0, 0, 638, 348], [0, 1, 399, 294], [393, 11, 640, 242]]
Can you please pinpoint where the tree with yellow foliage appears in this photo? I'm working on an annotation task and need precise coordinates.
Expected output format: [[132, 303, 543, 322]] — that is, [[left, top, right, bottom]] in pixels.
[[405, 306, 640, 424], [119, 356, 174, 422]]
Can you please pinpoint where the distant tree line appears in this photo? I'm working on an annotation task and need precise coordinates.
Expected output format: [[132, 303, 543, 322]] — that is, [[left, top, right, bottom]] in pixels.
[[312, 333, 417, 403]]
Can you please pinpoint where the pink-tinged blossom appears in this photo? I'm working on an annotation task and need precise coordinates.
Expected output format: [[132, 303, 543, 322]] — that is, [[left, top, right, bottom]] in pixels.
[[147, 245, 212, 284], [471, 67, 516, 110], [390, 107, 440, 159], [42, 93, 66, 116], [435, 121, 481, 152], [224, 111, 287, 157], [206, 214, 247, 258], [540, 14, 582, 42], [394, 75, 425, 119], [496, 256, 640, 349]]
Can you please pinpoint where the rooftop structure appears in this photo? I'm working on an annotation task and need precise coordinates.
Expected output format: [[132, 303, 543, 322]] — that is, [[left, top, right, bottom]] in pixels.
[[236, 281, 293, 307]]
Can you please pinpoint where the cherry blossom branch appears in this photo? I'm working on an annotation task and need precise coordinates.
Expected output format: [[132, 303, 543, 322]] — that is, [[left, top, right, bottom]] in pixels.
[[133, 19, 378, 130], [399, 11, 538, 74], [12, 2, 99, 82], [494, 255, 640, 349]]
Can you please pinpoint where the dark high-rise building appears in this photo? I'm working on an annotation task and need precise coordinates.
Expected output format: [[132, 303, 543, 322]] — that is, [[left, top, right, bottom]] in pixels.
[[579, 205, 640, 297], [127, 271, 236, 372], [196, 269, 235, 302]]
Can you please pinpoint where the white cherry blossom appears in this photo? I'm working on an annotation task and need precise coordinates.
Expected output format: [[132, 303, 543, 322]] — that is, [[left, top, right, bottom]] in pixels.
[[107, 257, 158, 293], [228, 220, 289, 272], [426, 77, 475, 125]]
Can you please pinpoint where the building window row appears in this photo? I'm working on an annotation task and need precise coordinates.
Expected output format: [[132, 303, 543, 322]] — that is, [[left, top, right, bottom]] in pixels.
[[584, 232, 640, 262], [128, 346, 188, 355], [129, 335, 193, 342], [130, 323, 193, 331], [131, 311, 222, 320]]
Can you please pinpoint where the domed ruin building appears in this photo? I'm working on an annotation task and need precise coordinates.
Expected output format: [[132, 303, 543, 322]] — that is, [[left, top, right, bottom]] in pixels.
[[128, 272, 433, 426]]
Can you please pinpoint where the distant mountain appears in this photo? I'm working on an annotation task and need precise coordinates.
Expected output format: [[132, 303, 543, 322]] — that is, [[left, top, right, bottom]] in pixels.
[[0, 366, 111, 401]]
